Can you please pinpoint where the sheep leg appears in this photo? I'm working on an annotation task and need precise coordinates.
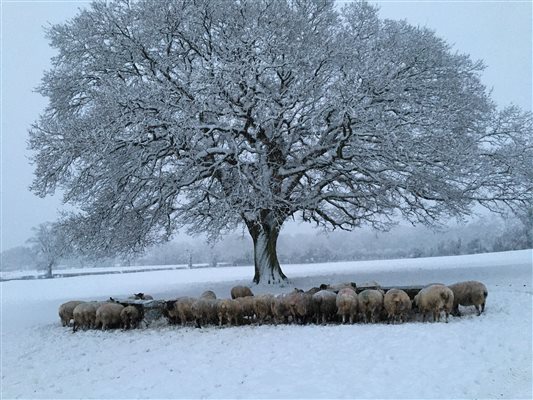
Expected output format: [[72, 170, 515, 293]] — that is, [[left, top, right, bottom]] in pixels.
[[481, 302, 486, 313], [475, 305, 481, 316]]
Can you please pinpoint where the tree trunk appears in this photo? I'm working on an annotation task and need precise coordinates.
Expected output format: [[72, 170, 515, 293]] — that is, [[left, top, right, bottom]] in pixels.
[[246, 213, 287, 284], [46, 261, 53, 279]]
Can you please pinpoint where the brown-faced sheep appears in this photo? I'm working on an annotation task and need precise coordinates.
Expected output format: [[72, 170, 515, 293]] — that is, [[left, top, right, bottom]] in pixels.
[[448, 281, 488, 316], [336, 288, 358, 324], [72, 302, 101, 332], [312, 290, 337, 324], [58, 300, 85, 327], [414, 284, 454, 323], [200, 290, 217, 300], [383, 289, 412, 324], [231, 285, 254, 299], [121, 305, 142, 329], [217, 299, 242, 326], [253, 294, 274, 324], [358, 289, 384, 323], [286, 291, 314, 324], [95, 303, 125, 330]]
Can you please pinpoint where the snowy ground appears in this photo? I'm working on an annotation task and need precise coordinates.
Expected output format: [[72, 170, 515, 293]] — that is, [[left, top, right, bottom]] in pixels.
[[1, 250, 532, 399]]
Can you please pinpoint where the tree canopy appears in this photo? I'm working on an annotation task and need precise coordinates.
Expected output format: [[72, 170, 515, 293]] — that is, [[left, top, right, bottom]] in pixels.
[[30, 0, 533, 283]]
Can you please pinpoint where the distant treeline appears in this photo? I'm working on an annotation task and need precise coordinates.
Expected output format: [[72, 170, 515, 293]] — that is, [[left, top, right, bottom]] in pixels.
[[2, 214, 531, 272]]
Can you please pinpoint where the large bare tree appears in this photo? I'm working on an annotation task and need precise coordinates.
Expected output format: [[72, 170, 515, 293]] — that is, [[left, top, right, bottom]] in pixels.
[[30, 0, 532, 283]]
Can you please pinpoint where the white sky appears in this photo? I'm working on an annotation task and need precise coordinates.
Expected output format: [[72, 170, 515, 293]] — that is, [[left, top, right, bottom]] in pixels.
[[1, 0, 531, 251]]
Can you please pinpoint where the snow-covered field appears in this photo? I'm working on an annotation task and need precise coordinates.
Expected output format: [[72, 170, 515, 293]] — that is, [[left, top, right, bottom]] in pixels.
[[1, 250, 532, 399]]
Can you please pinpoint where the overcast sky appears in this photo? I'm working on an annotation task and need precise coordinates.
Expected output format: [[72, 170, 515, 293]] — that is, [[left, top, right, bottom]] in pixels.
[[1, 1, 531, 251]]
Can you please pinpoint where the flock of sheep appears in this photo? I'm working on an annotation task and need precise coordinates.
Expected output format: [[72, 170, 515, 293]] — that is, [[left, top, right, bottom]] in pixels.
[[58, 281, 488, 331]]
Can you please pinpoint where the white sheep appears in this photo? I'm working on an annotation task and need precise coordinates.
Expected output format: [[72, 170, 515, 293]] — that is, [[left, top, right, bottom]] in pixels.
[[413, 284, 454, 323], [325, 282, 357, 293], [448, 281, 488, 316], [200, 290, 217, 300], [121, 305, 142, 329], [72, 302, 101, 332], [383, 289, 411, 324], [312, 290, 337, 324], [286, 291, 314, 324], [95, 303, 125, 330], [358, 289, 384, 323], [191, 297, 218, 328], [235, 296, 255, 322], [336, 288, 358, 324], [58, 300, 85, 327], [271, 294, 291, 325], [231, 285, 254, 299], [217, 299, 242, 326], [253, 294, 274, 324]]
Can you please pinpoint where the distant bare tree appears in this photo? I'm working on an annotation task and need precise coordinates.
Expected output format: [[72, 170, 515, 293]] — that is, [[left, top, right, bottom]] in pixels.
[[30, 1, 532, 283], [27, 222, 71, 278]]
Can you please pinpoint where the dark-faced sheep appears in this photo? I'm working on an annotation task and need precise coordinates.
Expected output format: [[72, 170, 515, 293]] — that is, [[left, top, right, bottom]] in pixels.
[[121, 305, 142, 329], [336, 288, 358, 324], [383, 289, 412, 324], [95, 303, 125, 330], [306, 287, 321, 296], [58, 300, 85, 327], [129, 293, 153, 300], [414, 284, 454, 323], [312, 290, 337, 324], [448, 281, 488, 316], [358, 289, 384, 323], [231, 285, 254, 299]]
